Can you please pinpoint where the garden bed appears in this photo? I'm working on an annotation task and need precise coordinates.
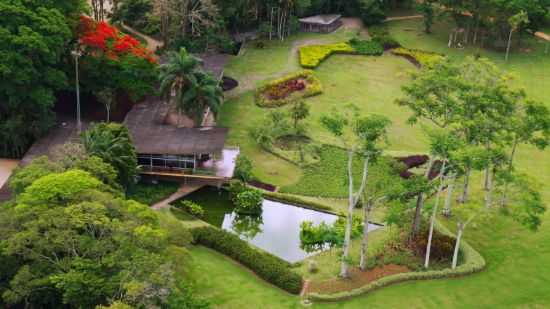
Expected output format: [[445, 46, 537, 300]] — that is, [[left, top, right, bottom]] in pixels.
[[307, 264, 410, 295], [298, 40, 383, 69], [255, 70, 322, 107]]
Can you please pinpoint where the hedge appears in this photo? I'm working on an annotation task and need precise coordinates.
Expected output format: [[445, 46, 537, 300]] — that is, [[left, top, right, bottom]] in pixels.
[[262, 191, 338, 214], [391, 47, 444, 67], [299, 43, 356, 68], [307, 221, 485, 302], [191, 226, 304, 294], [349, 38, 384, 56], [255, 70, 323, 107]]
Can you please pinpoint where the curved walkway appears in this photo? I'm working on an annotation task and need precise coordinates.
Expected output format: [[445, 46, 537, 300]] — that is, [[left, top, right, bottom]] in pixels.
[[120, 22, 163, 53]]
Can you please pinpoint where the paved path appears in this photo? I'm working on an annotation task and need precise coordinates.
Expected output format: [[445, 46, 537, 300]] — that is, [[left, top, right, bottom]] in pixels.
[[120, 22, 163, 53], [151, 181, 206, 210]]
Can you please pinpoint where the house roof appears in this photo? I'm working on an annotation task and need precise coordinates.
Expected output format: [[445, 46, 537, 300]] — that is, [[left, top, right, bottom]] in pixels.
[[299, 14, 342, 25], [124, 98, 228, 155]]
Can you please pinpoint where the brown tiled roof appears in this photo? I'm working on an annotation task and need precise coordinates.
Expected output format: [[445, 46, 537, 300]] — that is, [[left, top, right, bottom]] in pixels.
[[124, 98, 228, 155]]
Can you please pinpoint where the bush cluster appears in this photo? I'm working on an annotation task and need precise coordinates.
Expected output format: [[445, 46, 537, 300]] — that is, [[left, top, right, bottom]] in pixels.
[[177, 200, 205, 218], [370, 26, 401, 50], [392, 47, 444, 67], [307, 222, 485, 301], [413, 232, 461, 262], [255, 70, 323, 107], [191, 226, 304, 294], [349, 38, 384, 56], [299, 43, 356, 68], [234, 189, 263, 215]]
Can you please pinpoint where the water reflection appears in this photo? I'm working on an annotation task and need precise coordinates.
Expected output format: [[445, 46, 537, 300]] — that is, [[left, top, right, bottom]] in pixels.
[[221, 199, 340, 263]]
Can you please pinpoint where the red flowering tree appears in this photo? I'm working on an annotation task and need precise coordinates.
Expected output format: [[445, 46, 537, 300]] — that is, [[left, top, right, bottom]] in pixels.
[[77, 16, 157, 112]]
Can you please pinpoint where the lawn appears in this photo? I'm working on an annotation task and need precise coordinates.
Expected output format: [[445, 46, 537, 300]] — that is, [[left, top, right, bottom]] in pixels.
[[193, 18, 550, 308]]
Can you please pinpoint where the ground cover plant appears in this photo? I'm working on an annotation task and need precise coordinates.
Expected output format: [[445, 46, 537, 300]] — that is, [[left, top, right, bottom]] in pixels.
[[255, 70, 322, 107], [348, 38, 384, 56]]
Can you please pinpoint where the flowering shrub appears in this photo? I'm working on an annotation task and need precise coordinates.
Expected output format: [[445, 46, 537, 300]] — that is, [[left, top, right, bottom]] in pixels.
[[299, 42, 355, 68], [79, 16, 155, 63], [392, 47, 444, 67], [255, 70, 322, 107]]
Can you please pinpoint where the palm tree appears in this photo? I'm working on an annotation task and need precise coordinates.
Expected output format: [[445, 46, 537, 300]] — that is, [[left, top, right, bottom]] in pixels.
[[180, 71, 223, 125], [159, 47, 202, 124]]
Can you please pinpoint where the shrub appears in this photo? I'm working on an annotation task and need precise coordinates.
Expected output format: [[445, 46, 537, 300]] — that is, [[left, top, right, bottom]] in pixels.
[[235, 189, 263, 215], [191, 226, 304, 294], [396, 155, 430, 168], [370, 26, 401, 50], [178, 200, 205, 218], [348, 38, 384, 56], [392, 47, 444, 67], [228, 180, 248, 201], [308, 260, 319, 274], [413, 231, 461, 263], [298, 43, 355, 68], [127, 181, 179, 205], [234, 154, 253, 182], [255, 70, 322, 107]]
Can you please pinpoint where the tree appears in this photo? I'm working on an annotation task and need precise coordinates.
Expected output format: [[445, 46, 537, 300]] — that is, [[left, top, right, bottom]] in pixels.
[[179, 71, 224, 125], [0, 170, 177, 308], [424, 130, 461, 268], [8, 156, 62, 195], [320, 107, 392, 278], [450, 201, 487, 269], [159, 48, 203, 125], [95, 88, 116, 122], [505, 11, 529, 61], [0, 0, 75, 158], [82, 122, 138, 188], [359, 158, 404, 271], [234, 154, 253, 182], [289, 100, 310, 132], [417, 0, 437, 33]]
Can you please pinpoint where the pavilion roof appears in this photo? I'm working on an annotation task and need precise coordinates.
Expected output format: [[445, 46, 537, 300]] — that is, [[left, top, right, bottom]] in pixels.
[[124, 98, 228, 155], [299, 14, 342, 25]]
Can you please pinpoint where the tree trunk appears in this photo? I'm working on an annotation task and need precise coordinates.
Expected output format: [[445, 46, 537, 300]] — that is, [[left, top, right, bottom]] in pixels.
[[505, 28, 514, 62], [106, 104, 111, 122], [458, 166, 471, 203], [452, 223, 463, 269], [500, 138, 518, 207], [360, 200, 372, 271], [412, 157, 434, 236], [425, 161, 446, 268], [485, 167, 495, 208], [340, 150, 355, 278], [443, 173, 456, 216]]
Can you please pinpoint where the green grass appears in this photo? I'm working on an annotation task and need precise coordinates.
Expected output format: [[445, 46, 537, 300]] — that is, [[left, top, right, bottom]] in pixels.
[[189, 17, 550, 308], [189, 246, 302, 309]]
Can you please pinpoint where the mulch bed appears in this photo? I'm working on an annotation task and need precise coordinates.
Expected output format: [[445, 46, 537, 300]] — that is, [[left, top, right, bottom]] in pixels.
[[306, 264, 410, 295], [248, 180, 277, 192]]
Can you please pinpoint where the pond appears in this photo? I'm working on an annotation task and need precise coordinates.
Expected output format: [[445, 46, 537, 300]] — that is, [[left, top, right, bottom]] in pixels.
[[183, 187, 382, 263]]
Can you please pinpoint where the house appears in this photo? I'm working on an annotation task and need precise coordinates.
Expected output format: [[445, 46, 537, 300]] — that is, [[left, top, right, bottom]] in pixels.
[[299, 14, 342, 33], [124, 97, 239, 182]]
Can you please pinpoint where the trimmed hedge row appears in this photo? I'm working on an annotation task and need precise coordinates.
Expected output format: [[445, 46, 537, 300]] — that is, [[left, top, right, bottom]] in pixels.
[[191, 226, 304, 294], [349, 38, 384, 56], [262, 191, 337, 214], [255, 70, 323, 107], [307, 221, 485, 302], [391, 47, 444, 67], [299, 43, 356, 68]]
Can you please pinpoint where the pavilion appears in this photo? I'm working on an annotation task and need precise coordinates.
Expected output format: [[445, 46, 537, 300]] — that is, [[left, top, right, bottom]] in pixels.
[[124, 97, 239, 181], [299, 14, 342, 33]]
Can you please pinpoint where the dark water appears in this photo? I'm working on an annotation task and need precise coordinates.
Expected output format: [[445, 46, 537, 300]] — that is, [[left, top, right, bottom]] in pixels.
[[184, 187, 381, 263]]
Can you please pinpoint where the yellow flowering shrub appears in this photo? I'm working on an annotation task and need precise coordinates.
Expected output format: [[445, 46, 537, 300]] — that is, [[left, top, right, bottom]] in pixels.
[[299, 43, 356, 68], [392, 47, 444, 67]]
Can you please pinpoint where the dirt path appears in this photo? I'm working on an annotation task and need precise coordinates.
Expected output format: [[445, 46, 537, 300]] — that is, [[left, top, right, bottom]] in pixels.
[[384, 15, 424, 22], [0, 159, 19, 189], [120, 22, 163, 53]]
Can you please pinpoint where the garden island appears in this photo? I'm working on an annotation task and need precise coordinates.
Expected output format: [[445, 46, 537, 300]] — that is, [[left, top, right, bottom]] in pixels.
[[1, 0, 550, 308]]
